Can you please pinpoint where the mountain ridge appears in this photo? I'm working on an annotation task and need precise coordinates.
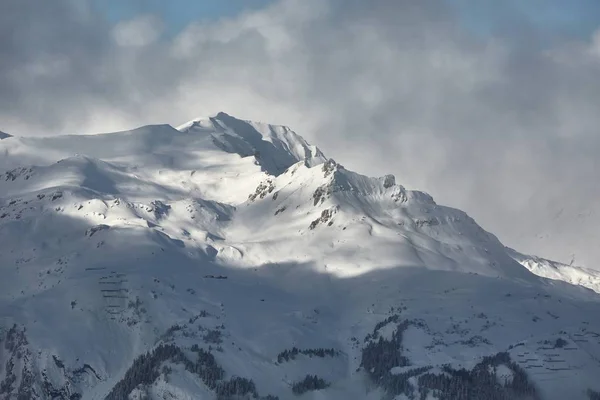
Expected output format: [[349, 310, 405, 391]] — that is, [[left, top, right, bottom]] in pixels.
[[1, 113, 599, 400], [508, 247, 600, 294], [177, 112, 327, 175]]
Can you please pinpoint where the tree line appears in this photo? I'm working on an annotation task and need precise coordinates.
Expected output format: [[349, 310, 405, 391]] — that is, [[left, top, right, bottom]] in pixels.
[[106, 343, 280, 400], [276, 347, 338, 363]]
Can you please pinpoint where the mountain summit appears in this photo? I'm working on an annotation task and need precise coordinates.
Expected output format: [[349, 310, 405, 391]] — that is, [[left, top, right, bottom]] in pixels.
[[0, 113, 599, 400], [177, 112, 327, 175]]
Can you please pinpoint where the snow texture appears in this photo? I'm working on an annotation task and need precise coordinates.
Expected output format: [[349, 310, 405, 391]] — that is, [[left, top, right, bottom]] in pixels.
[[0, 112, 599, 400]]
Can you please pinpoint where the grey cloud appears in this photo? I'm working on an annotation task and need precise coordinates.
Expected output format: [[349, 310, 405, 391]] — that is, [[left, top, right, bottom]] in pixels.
[[1, 0, 599, 267], [0, 0, 114, 130]]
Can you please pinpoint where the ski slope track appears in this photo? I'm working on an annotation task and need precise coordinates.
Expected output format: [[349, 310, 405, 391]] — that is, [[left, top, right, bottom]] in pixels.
[[0, 112, 599, 400]]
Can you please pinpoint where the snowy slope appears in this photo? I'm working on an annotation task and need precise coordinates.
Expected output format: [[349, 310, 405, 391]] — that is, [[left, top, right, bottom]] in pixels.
[[1, 113, 600, 400], [177, 112, 326, 175], [508, 248, 600, 294]]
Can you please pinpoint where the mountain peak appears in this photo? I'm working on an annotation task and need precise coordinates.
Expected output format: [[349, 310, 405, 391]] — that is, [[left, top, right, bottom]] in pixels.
[[2, 114, 600, 399], [177, 112, 327, 175]]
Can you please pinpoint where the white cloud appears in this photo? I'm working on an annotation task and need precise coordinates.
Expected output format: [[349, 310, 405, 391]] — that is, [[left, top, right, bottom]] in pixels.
[[112, 14, 163, 48]]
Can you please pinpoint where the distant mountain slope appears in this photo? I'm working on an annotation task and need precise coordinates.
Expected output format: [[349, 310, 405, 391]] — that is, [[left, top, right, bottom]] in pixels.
[[1, 113, 599, 400], [508, 247, 600, 294], [0, 130, 11, 139]]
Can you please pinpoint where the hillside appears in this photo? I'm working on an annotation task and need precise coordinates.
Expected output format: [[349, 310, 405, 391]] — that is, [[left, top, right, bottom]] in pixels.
[[508, 248, 600, 294], [1, 112, 599, 400]]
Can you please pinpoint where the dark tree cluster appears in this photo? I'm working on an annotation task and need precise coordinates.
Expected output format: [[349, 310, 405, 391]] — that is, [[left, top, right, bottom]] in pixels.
[[106, 343, 258, 399], [361, 320, 411, 383], [188, 345, 280, 400], [216, 376, 258, 399], [360, 318, 440, 397], [291, 375, 330, 395], [364, 314, 401, 342], [554, 337, 568, 348], [276, 347, 338, 363], [105, 344, 185, 400], [203, 329, 223, 344], [360, 319, 427, 397], [417, 352, 540, 400], [185, 347, 226, 390], [359, 317, 540, 399], [382, 367, 432, 397], [459, 335, 491, 347]]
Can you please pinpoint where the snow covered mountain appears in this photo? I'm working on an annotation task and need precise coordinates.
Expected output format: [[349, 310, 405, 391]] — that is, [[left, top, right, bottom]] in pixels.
[[1, 112, 600, 400], [508, 248, 600, 295]]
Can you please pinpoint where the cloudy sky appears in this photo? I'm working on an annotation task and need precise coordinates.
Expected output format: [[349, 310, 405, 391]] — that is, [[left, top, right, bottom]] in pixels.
[[2, 0, 600, 268]]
